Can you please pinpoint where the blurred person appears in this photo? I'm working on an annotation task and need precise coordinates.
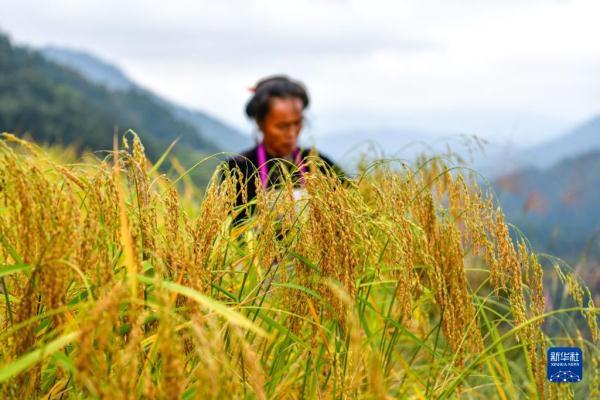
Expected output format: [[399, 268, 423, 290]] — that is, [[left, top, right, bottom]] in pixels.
[[223, 75, 345, 225]]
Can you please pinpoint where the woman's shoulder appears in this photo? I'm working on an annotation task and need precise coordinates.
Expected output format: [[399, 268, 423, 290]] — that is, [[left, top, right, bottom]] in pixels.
[[225, 146, 259, 169], [300, 147, 333, 164], [300, 147, 347, 178], [219, 146, 261, 185]]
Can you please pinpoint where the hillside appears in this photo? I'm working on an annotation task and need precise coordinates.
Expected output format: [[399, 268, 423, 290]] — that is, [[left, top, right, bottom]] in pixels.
[[41, 46, 134, 91], [513, 115, 600, 170], [0, 32, 230, 184], [41, 46, 253, 152], [494, 150, 600, 261]]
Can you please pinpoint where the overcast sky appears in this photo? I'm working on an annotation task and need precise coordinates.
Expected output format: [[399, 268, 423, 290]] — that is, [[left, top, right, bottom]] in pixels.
[[1, 0, 599, 145]]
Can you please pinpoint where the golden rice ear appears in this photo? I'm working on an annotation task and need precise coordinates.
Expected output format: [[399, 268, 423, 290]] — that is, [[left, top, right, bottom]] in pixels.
[[1, 134, 595, 399]]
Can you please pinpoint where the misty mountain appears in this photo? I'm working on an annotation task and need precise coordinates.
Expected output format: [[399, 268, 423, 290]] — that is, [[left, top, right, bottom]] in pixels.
[[41, 46, 252, 153], [317, 127, 506, 176], [493, 150, 600, 261], [319, 112, 599, 180], [513, 115, 600, 170], [0, 32, 217, 152], [41, 46, 134, 91], [0, 32, 224, 184], [317, 128, 428, 174]]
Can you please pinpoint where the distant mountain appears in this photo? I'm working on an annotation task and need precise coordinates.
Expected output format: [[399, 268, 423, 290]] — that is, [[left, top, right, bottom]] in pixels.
[[40, 46, 252, 153], [317, 127, 504, 176], [0, 32, 225, 184], [513, 115, 600, 170], [41, 46, 134, 91], [317, 128, 437, 174], [0, 32, 219, 152], [493, 150, 600, 261], [317, 113, 599, 178]]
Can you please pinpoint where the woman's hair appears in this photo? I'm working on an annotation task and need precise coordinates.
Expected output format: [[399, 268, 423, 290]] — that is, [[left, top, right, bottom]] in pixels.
[[245, 75, 310, 123]]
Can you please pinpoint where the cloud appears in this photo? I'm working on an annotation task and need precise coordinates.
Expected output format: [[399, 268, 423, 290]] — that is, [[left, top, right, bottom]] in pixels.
[[0, 0, 598, 143]]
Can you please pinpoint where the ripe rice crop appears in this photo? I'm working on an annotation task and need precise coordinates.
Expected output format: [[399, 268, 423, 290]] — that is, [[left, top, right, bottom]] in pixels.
[[0, 131, 598, 399]]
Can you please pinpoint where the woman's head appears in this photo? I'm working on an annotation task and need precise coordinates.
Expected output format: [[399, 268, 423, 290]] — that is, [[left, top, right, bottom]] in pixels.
[[246, 75, 309, 157]]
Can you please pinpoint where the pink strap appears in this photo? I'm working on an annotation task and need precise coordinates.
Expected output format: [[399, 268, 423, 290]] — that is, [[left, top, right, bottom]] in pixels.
[[257, 142, 268, 188], [257, 142, 307, 189]]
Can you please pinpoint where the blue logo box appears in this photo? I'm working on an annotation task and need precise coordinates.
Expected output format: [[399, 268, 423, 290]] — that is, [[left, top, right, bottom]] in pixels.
[[547, 347, 583, 383]]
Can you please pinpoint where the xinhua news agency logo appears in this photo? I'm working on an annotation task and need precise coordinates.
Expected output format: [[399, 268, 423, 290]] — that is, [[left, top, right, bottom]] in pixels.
[[547, 347, 583, 383]]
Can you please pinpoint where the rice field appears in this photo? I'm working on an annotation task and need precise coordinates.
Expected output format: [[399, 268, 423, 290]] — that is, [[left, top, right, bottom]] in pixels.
[[0, 131, 598, 399]]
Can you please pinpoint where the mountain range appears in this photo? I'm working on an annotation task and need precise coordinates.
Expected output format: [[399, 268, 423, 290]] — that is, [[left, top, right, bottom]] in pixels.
[[0, 31, 255, 184], [0, 34, 202, 156], [318, 114, 600, 179], [493, 150, 600, 261], [41, 46, 252, 153], [513, 116, 600, 170]]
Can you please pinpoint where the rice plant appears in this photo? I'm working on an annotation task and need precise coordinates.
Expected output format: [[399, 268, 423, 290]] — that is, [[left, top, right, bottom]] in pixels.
[[0, 131, 597, 399]]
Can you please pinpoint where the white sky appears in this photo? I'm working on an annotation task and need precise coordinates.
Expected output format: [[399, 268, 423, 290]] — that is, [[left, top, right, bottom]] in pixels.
[[1, 0, 599, 145]]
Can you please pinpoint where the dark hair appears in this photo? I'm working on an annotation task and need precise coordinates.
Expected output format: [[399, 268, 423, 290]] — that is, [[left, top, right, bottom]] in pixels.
[[245, 75, 310, 123]]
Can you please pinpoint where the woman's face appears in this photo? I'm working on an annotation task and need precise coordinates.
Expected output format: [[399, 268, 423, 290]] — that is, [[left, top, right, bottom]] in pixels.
[[259, 96, 304, 157]]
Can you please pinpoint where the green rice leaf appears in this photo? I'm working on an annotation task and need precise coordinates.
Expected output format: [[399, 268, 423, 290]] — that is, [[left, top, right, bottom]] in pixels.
[[138, 274, 268, 337], [0, 331, 80, 383]]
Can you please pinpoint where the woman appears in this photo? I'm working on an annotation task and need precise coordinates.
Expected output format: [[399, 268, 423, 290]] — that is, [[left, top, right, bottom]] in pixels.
[[224, 75, 345, 224]]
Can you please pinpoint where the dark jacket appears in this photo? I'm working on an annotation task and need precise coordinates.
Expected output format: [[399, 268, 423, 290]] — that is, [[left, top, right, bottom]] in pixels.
[[221, 144, 345, 225]]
